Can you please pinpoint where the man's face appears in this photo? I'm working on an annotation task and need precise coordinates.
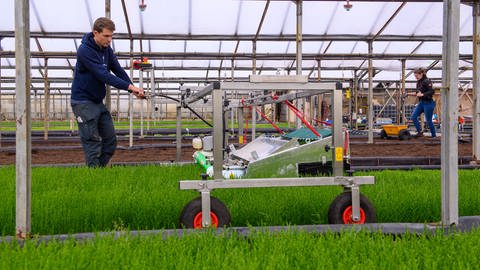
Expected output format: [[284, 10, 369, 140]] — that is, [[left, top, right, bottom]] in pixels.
[[93, 28, 114, 48], [414, 72, 422, 80]]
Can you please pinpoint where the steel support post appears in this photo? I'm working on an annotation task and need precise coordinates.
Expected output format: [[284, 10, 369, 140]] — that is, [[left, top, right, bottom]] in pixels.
[[441, 0, 460, 225], [0, 46, 2, 148], [251, 105, 256, 141], [105, 0, 111, 111], [176, 105, 182, 162], [354, 70, 359, 130], [150, 68, 155, 128], [401, 59, 406, 124], [43, 58, 49, 140], [129, 41, 134, 148], [212, 84, 224, 179], [238, 107, 244, 144], [201, 191, 212, 227], [350, 185, 361, 222], [225, 108, 230, 151], [252, 41, 257, 74], [230, 107, 235, 135], [367, 41, 374, 143], [296, 0, 303, 129], [473, 3, 480, 161], [15, 0, 32, 239], [139, 70, 144, 138], [333, 85, 344, 176]]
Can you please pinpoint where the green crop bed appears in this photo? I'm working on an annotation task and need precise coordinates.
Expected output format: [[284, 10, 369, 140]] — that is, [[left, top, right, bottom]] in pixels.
[[0, 165, 479, 236], [1, 230, 480, 269], [1, 166, 480, 269]]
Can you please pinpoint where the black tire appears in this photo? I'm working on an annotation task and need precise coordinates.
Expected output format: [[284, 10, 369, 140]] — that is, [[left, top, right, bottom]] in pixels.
[[398, 129, 411, 140], [328, 192, 376, 224], [379, 129, 388, 139], [179, 196, 231, 229]]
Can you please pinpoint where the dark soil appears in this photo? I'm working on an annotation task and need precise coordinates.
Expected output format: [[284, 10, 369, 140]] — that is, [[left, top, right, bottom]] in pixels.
[[0, 135, 473, 165]]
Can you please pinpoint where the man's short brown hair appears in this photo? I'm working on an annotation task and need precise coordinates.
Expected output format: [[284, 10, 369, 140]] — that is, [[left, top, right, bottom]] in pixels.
[[413, 67, 427, 75], [93, 17, 116, 33]]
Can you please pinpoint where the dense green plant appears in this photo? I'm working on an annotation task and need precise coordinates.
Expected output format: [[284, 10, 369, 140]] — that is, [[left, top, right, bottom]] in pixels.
[[0, 166, 479, 236], [1, 229, 479, 269]]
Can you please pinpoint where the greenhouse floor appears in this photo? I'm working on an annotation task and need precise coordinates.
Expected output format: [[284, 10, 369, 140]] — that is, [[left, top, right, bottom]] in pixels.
[[0, 135, 474, 166]]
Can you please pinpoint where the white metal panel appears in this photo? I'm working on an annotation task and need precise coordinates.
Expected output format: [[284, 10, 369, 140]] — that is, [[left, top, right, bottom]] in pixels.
[[186, 41, 221, 53], [31, 0, 91, 32], [47, 69, 73, 78], [182, 60, 211, 67], [460, 11, 473, 36], [1, 68, 15, 77], [459, 42, 473, 55], [149, 40, 185, 53], [34, 38, 76, 52], [218, 41, 237, 53], [319, 70, 352, 79], [256, 41, 289, 53], [1, 37, 15, 51], [301, 42, 324, 54], [381, 41, 422, 54], [382, 3, 437, 36], [44, 59, 69, 66], [191, 0, 238, 35], [259, 1, 293, 35], [1, 57, 14, 67], [350, 42, 368, 54], [327, 41, 361, 54], [110, 0, 142, 34], [1, 0, 14, 31], [414, 42, 442, 54], [328, 3, 388, 35], [141, 0, 189, 34], [302, 2, 339, 35], [236, 1, 265, 35]]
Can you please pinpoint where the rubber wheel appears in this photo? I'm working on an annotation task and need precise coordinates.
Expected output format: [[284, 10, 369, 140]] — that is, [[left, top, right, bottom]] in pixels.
[[328, 192, 376, 224], [398, 129, 411, 141], [179, 197, 231, 229], [379, 129, 388, 139]]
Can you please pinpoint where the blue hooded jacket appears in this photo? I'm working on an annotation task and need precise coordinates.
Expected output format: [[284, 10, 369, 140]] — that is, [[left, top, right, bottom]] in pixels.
[[71, 32, 132, 104]]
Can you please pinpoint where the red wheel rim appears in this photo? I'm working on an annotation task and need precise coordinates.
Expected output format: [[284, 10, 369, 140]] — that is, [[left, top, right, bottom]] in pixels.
[[193, 212, 219, 229], [342, 206, 366, 224]]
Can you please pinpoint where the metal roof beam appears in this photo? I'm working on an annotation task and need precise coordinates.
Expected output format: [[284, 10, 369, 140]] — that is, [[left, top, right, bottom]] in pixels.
[[0, 32, 475, 42], [0, 50, 473, 60]]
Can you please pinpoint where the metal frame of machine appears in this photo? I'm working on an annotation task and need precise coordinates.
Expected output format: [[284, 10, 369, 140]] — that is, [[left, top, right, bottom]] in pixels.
[[178, 75, 377, 228]]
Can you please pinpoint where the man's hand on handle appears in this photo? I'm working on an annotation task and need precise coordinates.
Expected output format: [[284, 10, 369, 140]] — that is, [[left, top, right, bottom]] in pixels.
[[128, 84, 146, 99]]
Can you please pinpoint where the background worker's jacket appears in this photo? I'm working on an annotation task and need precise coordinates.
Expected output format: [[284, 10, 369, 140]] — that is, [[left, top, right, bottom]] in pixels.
[[71, 32, 132, 104], [416, 75, 434, 102]]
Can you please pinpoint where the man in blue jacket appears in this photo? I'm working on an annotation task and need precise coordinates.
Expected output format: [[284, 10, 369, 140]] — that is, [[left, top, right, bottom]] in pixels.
[[71, 17, 144, 167]]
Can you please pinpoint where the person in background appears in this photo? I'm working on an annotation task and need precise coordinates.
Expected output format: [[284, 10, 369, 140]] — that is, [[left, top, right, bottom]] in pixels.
[[410, 67, 436, 138], [71, 17, 145, 167]]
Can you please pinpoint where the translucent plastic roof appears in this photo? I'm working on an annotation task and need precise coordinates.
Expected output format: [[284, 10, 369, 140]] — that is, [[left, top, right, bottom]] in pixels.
[[0, 0, 476, 91]]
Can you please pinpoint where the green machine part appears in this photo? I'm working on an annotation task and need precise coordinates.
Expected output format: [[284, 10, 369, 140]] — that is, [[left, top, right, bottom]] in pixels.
[[193, 151, 213, 176], [246, 136, 333, 178]]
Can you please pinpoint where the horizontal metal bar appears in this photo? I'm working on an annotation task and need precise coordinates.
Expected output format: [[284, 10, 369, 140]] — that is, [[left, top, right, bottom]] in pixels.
[[0, 31, 474, 42], [183, 84, 215, 104], [0, 65, 473, 73], [179, 176, 375, 190], [238, 91, 327, 107], [0, 51, 474, 61], [249, 75, 308, 83], [220, 81, 337, 91]]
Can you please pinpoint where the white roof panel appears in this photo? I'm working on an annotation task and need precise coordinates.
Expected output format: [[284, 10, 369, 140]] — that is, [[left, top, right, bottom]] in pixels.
[[191, 0, 238, 35], [328, 3, 390, 35]]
